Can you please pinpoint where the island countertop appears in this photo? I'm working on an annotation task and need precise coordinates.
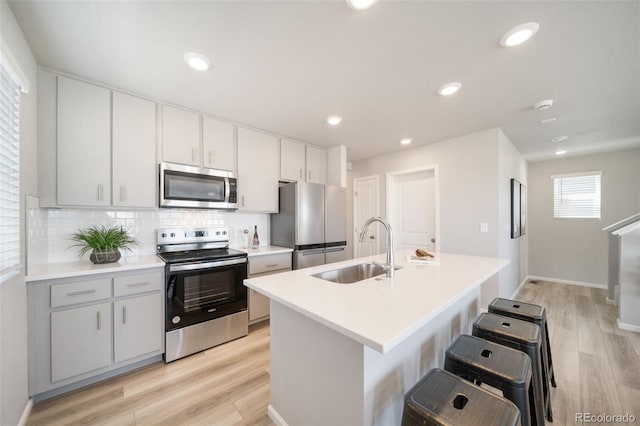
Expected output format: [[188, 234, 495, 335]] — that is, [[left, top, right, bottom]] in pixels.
[[244, 250, 508, 353]]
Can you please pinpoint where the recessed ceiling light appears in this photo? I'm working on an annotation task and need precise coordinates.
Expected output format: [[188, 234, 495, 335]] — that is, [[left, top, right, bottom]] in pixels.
[[437, 82, 462, 96], [534, 99, 554, 111], [345, 0, 378, 10], [326, 116, 343, 126], [550, 136, 568, 143], [555, 150, 567, 156], [184, 52, 212, 71], [400, 138, 413, 145], [500, 22, 540, 47], [540, 118, 557, 124]]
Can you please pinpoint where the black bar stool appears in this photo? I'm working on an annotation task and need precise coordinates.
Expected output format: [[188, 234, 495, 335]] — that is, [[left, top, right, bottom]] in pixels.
[[472, 312, 553, 422], [402, 368, 521, 426], [444, 334, 540, 426], [489, 298, 557, 388]]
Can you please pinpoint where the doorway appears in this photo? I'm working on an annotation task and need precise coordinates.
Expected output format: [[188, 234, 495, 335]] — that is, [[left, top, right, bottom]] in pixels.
[[353, 175, 379, 258], [386, 166, 440, 253]]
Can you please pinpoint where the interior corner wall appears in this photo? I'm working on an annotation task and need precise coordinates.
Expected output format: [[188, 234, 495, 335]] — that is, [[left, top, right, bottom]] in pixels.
[[528, 148, 640, 285], [352, 128, 501, 259], [1, 1, 39, 424], [497, 129, 528, 298]]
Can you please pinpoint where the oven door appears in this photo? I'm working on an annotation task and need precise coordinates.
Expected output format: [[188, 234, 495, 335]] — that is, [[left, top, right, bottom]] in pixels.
[[165, 257, 247, 331], [160, 162, 237, 209]]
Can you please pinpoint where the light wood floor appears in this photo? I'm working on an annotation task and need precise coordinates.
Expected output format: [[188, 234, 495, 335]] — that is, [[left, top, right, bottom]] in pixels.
[[28, 281, 640, 425]]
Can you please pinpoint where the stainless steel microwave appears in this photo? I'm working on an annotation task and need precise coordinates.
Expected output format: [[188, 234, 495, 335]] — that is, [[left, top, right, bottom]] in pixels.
[[159, 162, 238, 209]]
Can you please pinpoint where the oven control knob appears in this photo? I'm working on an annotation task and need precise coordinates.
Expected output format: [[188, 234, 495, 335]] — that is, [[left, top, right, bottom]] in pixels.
[[170, 232, 175, 238], [161, 232, 167, 238], [172, 316, 181, 324], [216, 231, 220, 236], [222, 231, 227, 235]]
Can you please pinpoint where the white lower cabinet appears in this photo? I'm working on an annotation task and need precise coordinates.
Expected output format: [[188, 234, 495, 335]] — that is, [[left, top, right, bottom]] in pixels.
[[51, 302, 112, 382], [28, 268, 164, 398], [248, 252, 292, 323]]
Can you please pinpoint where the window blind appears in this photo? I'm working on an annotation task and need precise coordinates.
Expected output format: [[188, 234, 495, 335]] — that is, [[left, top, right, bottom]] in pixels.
[[0, 62, 21, 275], [551, 171, 601, 219]]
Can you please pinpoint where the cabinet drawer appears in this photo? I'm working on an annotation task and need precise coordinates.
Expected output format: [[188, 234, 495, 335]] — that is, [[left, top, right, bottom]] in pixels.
[[249, 253, 292, 275], [114, 270, 162, 297], [51, 278, 112, 308]]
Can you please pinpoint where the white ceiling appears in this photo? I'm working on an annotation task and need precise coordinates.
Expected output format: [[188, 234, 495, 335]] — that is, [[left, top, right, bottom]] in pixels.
[[8, 0, 640, 163]]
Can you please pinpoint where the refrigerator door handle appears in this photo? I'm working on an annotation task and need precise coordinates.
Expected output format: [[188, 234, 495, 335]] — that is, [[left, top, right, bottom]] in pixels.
[[325, 247, 345, 253], [301, 249, 325, 255]]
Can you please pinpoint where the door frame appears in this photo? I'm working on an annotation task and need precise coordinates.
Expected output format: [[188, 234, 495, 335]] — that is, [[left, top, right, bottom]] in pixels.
[[353, 174, 379, 258], [385, 165, 441, 253]]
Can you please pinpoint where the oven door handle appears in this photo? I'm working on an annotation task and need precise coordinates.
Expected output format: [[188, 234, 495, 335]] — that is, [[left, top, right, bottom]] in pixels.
[[169, 257, 247, 272]]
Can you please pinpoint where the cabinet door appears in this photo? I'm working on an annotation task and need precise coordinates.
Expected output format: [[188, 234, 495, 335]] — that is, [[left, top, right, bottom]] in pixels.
[[280, 139, 305, 182], [203, 116, 235, 171], [57, 76, 111, 206], [51, 302, 111, 382], [114, 293, 162, 363], [113, 92, 157, 208], [162, 105, 200, 166], [237, 128, 279, 212], [306, 145, 327, 184], [249, 289, 270, 322]]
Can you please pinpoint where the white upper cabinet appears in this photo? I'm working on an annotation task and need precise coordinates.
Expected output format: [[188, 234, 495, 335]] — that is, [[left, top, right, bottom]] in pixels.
[[161, 105, 200, 167], [237, 128, 279, 212], [280, 139, 306, 181], [112, 92, 157, 208], [57, 76, 111, 206], [306, 145, 327, 184], [280, 139, 327, 184], [202, 116, 235, 171]]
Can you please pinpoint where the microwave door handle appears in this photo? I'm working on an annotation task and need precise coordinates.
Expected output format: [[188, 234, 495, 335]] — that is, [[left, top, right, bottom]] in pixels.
[[224, 177, 230, 203]]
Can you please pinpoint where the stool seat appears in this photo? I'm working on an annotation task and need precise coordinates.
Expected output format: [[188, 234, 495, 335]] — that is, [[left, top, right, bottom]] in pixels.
[[402, 368, 521, 426], [489, 298, 557, 389], [445, 334, 538, 426]]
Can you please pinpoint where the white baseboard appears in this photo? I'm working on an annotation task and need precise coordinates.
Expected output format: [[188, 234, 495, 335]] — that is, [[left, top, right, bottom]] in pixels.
[[526, 275, 606, 289], [17, 398, 33, 426], [606, 297, 617, 305], [617, 319, 640, 333], [268, 404, 289, 426], [510, 277, 530, 299]]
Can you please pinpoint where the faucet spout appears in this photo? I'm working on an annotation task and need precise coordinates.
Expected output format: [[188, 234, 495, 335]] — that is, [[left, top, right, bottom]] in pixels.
[[359, 217, 395, 278]]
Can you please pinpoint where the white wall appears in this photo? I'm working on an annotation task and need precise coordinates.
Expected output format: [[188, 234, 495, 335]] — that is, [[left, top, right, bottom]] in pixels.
[[528, 149, 640, 285], [351, 128, 526, 306], [497, 129, 528, 298], [1, 1, 38, 424]]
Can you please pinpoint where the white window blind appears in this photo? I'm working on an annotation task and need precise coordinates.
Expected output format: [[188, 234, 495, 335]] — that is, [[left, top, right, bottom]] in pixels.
[[0, 62, 21, 275], [551, 171, 602, 219]]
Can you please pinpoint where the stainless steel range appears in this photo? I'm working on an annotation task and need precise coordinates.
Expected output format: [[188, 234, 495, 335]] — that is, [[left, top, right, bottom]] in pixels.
[[157, 227, 248, 362]]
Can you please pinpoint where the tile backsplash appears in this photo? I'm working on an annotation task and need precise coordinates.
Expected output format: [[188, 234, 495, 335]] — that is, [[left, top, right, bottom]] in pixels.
[[27, 198, 270, 265]]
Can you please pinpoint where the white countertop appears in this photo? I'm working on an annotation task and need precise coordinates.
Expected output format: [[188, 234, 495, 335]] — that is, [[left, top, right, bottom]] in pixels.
[[244, 250, 508, 353], [26, 255, 165, 282], [235, 245, 293, 257]]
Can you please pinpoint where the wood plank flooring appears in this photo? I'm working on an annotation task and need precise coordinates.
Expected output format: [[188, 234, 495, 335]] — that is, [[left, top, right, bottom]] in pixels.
[[28, 281, 640, 425]]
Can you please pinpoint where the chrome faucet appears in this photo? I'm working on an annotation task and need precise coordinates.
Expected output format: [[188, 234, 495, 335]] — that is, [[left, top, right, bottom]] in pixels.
[[359, 216, 395, 278]]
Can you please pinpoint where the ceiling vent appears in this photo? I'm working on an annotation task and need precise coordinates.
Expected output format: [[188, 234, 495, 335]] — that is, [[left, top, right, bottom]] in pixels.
[[534, 99, 554, 111]]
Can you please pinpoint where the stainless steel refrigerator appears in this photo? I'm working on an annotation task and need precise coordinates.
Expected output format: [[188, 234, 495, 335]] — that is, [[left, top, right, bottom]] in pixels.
[[271, 182, 347, 269]]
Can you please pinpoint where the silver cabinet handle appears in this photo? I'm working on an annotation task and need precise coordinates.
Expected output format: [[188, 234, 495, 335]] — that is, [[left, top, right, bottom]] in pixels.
[[308, 171, 311, 180], [67, 289, 96, 296], [241, 195, 245, 207], [192, 148, 196, 162], [120, 185, 126, 202], [97, 310, 101, 330], [126, 282, 149, 288], [266, 263, 278, 267], [123, 306, 127, 324], [97, 184, 103, 201], [209, 151, 213, 165], [299, 169, 303, 179]]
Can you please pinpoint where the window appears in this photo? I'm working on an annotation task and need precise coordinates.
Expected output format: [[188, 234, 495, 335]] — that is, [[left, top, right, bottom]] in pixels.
[[551, 171, 602, 219], [0, 61, 21, 277]]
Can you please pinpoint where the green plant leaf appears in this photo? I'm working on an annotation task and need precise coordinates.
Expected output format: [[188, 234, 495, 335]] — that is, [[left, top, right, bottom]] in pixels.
[[69, 225, 139, 259]]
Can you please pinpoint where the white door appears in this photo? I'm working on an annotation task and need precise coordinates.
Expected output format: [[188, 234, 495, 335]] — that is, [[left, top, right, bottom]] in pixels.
[[280, 139, 306, 181], [305, 145, 327, 184], [353, 175, 379, 258], [162, 105, 200, 166], [114, 293, 162, 363], [202, 116, 235, 171], [387, 168, 438, 253]]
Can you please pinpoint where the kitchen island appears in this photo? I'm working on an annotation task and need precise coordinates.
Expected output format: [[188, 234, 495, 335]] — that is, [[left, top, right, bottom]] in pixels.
[[244, 251, 508, 426]]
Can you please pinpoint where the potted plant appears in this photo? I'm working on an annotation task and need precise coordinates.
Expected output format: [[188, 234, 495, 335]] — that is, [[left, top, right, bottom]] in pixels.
[[71, 225, 139, 264]]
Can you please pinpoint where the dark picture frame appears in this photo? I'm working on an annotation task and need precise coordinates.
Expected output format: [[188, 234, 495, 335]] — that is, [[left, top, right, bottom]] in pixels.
[[511, 178, 521, 238], [520, 183, 527, 236]]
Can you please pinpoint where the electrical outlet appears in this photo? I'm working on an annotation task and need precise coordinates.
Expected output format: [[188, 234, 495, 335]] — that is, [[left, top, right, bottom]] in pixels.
[[480, 223, 489, 233]]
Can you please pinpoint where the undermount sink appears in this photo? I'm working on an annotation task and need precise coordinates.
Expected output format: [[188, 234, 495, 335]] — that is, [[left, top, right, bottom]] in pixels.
[[312, 262, 401, 284]]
